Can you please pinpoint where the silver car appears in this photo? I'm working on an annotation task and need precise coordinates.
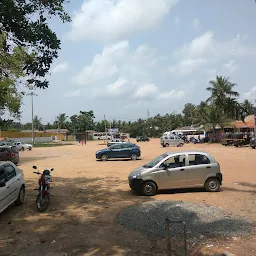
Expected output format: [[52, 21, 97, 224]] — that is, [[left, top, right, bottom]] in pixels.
[[0, 161, 25, 213], [128, 151, 222, 196], [160, 135, 184, 147]]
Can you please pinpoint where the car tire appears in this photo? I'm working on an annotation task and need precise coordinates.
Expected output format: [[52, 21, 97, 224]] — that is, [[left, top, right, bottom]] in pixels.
[[204, 178, 220, 192], [29, 148, 32, 150], [165, 143, 169, 147], [141, 181, 157, 196], [21, 147, 25, 151], [131, 154, 138, 161], [15, 186, 25, 206], [252, 146, 255, 149], [101, 154, 108, 161]]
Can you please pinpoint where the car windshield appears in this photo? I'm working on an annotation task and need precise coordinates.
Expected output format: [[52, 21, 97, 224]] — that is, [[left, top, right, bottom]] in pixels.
[[143, 153, 168, 168]]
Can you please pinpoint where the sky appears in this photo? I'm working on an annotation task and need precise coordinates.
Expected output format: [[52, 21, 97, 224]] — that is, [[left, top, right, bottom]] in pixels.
[[19, 0, 256, 124]]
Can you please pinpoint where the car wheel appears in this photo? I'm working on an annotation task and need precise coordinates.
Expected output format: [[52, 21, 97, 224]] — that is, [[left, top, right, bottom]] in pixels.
[[29, 148, 32, 150], [204, 178, 220, 192], [252, 146, 255, 149], [21, 147, 25, 151], [15, 186, 25, 206], [141, 181, 157, 196], [101, 154, 108, 161], [131, 154, 137, 161], [165, 143, 169, 147]]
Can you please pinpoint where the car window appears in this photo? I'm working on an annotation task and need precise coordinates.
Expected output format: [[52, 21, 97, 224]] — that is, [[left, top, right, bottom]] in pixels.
[[164, 154, 186, 168], [4, 165, 16, 181], [188, 154, 210, 166], [122, 143, 133, 148], [0, 167, 6, 183], [111, 145, 121, 149]]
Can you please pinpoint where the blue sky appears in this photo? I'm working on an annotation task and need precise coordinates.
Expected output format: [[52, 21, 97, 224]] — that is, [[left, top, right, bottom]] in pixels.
[[20, 0, 256, 124]]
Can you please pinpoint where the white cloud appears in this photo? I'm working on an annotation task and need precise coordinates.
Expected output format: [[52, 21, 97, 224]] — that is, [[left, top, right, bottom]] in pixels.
[[243, 87, 256, 102], [73, 41, 156, 86], [223, 60, 238, 73], [191, 18, 201, 31], [69, 0, 179, 41], [105, 78, 128, 95], [73, 41, 128, 85], [171, 31, 256, 76], [169, 58, 207, 75], [52, 61, 69, 73], [157, 89, 184, 99], [134, 84, 158, 99], [64, 90, 81, 97]]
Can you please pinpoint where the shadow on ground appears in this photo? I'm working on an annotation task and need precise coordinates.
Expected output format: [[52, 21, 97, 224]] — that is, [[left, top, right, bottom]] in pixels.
[[0, 177, 254, 256], [19, 156, 61, 164]]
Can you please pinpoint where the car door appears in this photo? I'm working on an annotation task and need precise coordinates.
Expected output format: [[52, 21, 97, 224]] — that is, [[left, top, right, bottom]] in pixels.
[[3, 163, 20, 203], [119, 143, 131, 158], [0, 166, 8, 212], [186, 154, 212, 186], [110, 144, 122, 158], [157, 154, 187, 189]]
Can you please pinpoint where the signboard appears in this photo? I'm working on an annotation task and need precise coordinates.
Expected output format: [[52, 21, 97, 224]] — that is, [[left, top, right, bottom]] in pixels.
[[108, 128, 119, 135]]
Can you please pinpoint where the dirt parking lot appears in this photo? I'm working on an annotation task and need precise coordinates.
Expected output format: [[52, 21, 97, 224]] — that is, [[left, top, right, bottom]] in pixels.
[[0, 139, 255, 256]]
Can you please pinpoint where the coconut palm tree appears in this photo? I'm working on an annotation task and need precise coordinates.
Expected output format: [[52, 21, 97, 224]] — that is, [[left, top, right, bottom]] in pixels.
[[206, 76, 240, 108], [58, 113, 68, 129]]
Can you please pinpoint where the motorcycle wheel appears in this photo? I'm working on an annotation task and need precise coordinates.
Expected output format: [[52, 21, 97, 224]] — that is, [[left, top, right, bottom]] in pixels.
[[36, 192, 50, 212]]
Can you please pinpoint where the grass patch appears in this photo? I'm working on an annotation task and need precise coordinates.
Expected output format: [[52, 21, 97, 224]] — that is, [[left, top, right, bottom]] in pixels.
[[34, 143, 73, 148]]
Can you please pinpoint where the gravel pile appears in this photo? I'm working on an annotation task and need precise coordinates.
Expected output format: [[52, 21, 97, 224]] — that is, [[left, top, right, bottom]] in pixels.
[[116, 201, 254, 243]]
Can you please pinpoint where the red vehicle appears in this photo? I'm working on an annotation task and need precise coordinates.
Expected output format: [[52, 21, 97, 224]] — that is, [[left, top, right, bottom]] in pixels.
[[33, 166, 54, 212]]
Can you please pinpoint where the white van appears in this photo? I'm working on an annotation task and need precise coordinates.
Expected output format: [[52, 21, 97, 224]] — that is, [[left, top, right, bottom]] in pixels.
[[160, 134, 184, 147]]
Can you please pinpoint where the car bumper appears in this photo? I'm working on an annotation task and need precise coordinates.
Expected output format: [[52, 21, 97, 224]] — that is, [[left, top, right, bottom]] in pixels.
[[216, 172, 222, 185], [129, 178, 143, 191]]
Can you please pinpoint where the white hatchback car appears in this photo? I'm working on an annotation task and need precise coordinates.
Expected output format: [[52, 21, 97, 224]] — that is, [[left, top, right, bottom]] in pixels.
[[0, 161, 25, 213]]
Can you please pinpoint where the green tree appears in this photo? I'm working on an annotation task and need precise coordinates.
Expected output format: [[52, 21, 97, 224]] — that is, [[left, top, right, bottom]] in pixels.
[[182, 103, 196, 126], [0, 0, 71, 89], [69, 111, 95, 133], [241, 99, 254, 117]]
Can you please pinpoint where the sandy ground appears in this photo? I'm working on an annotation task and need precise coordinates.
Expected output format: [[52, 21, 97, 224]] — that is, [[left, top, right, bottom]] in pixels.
[[0, 139, 255, 256]]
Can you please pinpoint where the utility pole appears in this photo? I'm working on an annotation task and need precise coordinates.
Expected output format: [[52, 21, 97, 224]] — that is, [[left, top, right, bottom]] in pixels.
[[104, 114, 107, 144], [27, 92, 38, 146]]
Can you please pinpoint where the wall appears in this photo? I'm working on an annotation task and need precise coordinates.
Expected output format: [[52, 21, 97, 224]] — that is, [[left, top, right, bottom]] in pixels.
[[0, 131, 65, 142], [11, 137, 52, 143]]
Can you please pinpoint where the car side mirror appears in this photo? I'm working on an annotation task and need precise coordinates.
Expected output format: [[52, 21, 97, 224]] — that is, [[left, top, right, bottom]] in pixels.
[[0, 181, 6, 187], [32, 166, 37, 169]]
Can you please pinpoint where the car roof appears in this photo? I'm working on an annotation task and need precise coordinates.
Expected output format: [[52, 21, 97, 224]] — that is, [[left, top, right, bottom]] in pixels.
[[166, 150, 211, 155]]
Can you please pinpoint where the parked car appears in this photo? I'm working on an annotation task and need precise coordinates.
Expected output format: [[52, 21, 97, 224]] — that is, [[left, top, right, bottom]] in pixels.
[[0, 161, 25, 214], [0, 146, 19, 165], [96, 142, 141, 161], [13, 142, 33, 151], [107, 139, 125, 147], [251, 137, 255, 149], [128, 151, 222, 196], [0, 141, 13, 147], [136, 136, 150, 142], [160, 135, 184, 147]]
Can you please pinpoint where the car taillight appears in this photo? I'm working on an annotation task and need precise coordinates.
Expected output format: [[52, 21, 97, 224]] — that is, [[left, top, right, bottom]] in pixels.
[[11, 152, 15, 157]]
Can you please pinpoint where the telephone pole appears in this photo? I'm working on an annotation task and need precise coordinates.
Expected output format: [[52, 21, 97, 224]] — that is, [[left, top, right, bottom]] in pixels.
[[27, 92, 38, 146], [104, 114, 107, 144]]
